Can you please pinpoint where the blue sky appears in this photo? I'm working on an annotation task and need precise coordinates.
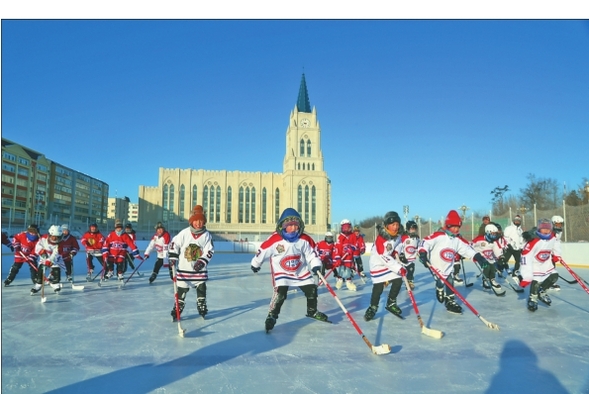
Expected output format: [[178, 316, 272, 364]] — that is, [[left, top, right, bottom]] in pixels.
[[2, 20, 589, 224]]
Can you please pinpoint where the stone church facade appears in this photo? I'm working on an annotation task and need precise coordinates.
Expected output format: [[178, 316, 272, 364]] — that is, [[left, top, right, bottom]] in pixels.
[[138, 75, 331, 238]]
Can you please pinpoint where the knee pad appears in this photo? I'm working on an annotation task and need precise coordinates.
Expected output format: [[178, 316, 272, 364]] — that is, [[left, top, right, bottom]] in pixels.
[[50, 267, 61, 284], [177, 286, 189, 301], [196, 282, 207, 298]]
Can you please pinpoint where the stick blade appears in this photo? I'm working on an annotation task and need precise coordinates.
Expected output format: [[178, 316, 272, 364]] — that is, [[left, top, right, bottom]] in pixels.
[[178, 327, 186, 337], [481, 316, 500, 330], [422, 326, 444, 339], [371, 344, 391, 355], [41, 297, 47, 303], [72, 284, 85, 290]]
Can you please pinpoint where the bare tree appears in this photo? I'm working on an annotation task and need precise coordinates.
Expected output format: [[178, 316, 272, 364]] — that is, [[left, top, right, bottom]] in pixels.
[[491, 185, 509, 215], [519, 174, 559, 210]]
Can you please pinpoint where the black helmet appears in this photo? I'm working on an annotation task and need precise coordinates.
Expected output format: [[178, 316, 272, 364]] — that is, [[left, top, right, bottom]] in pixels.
[[406, 220, 418, 230], [27, 224, 39, 234], [384, 211, 401, 225], [125, 223, 133, 229]]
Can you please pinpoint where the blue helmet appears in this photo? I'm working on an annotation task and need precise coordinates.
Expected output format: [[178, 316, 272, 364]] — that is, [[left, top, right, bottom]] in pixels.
[[277, 208, 304, 242], [536, 219, 553, 240]]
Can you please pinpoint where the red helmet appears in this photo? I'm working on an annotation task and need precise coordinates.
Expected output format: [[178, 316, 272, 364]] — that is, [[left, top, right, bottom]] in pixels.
[[445, 210, 462, 228]]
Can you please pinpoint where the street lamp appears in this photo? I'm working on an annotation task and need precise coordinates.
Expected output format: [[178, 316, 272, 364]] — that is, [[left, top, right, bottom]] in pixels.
[[414, 215, 420, 236], [458, 205, 469, 220], [403, 205, 409, 224], [518, 206, 527, 226]]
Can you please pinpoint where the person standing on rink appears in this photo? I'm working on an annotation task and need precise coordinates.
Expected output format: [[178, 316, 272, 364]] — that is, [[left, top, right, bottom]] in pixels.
[[4, 224, 40, 286], [503, 215, 525, 279], [123, 223, 139, 273], [519, 219, 561, 312], [144, 222, 172, 283], [352, 225, 367, 278], [418, 210, 491, 314], [31, 225, 66, 295], [398, 220, 420, 290], [168, 205, 214, 320], [59, 224, 80, 282], [333, 219, 358, 291], [80, 222, 105, 281], [101, 219, 142, 281], [250, 208, 328, 332], [363, 211, 406, 321], [470, 223, 505, 296], [316, 231, 336, 277]]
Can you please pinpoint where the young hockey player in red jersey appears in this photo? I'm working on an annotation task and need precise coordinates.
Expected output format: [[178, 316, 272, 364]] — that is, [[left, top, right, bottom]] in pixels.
[[364, 211, 407, 321], [123, 223, 139, 273], [419, 210, 491, 314], [144, 222, 172, 283], [353, 226, 367, 278], [59, 224, 80, 282], [251, 208, 328, 332], [80, 222, 105, 281], [101, 219, 142, 281], [168, 205, 215, 320], [333, 219, 358, 291], [470, 223, 506, 296], [316, 231, 336, 276], [398, 220, 420, 290], [31, 225, 67, 295], [4, 224, 39, 286], [519, 219, 562, 312]]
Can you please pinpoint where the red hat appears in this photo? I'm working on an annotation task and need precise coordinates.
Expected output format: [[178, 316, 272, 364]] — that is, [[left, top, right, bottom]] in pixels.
[[189, 205, 207, 225], [445, 210, 462, 228]]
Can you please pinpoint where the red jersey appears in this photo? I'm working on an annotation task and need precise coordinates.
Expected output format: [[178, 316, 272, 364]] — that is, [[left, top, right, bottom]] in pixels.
[[60, 234, 80, 263], [101, 231, 139, 260], [353, 233, 366, 257], [12, 231, 39, 263], [334, 232, 358, 268], [316, 240, 335, 264], [81, 231, 105, 253]]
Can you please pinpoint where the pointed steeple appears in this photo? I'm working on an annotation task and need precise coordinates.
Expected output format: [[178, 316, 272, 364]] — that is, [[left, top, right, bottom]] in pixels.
[[296, 73, 311, 113]]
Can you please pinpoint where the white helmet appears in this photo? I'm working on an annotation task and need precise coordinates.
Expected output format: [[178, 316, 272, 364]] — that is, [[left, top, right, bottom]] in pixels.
[[325, 231, 333, 237], [485, 224, 499, 234], [340, 219, 351, 226], [48, 225, 63, 243], [551, 215, 564, 224]]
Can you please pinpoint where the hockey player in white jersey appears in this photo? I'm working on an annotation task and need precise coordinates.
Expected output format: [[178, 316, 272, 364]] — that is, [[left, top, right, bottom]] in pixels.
[[31, 225, 66, 295]]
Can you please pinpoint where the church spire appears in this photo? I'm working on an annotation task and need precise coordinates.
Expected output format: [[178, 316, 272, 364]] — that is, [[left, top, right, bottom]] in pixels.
[[296, 73, 311, 113]]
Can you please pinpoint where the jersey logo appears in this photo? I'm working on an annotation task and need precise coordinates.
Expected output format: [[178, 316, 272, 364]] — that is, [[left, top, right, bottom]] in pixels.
[[439, 248, 456, 263], [184, 244, 202, 262], [405, 245, 417, 254], [483, 250, 494, 260], [535, 250, 551, 262], [386, 244, 393, 252], [280, 254, 302, 271], [276, 244, 285, 254]]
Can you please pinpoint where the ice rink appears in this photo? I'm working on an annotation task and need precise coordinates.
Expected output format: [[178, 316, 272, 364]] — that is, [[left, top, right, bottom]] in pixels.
[[2, 246, 589, 394]]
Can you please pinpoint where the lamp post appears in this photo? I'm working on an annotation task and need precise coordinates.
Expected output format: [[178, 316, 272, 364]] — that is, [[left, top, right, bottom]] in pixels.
[[414, 215, 420, 236], [518, 206, 528, 227], [403, 205, 409, 224], [458, 205, 469, 220]]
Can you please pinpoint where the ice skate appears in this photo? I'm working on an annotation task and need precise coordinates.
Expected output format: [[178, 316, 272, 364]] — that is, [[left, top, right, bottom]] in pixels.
[[482, 278, 491, 289], [436, 286, 445, 303], [105, 271, 114, 280], [445, 295, 463, 314], [538, 289, 552, 305], [86, 271, 93, 282], [364, 305, 378, 321], [66, 275, 73, 282], [345, 279, 357, 291], [490, 279, 506, 296], [51, 283, 61, 293], [384, 299, 403, 318], [265, 313, 278, 332], [117, 273, 124, 281], [335, 277, 343, 290], [149, 272, 157, 284], [527, 294, 538, 312], [197, 297, 208, 318], [453, 274, 464, 284], [4, 279, 12, 287], [30, 283, 42, 295], [306, 310, 330, 323]]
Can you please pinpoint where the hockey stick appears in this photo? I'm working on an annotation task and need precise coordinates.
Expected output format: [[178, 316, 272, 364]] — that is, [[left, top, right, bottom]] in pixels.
[[125, 253, 144, 277], [402, 274, 443, 339], [316, 271, 391, 355], [318, 268, 334, 286], [40, 265, 47, 303], [69, 255, 84, 290], [558, 275, 581, 285], [123, 256, 147, 287], [426, 262, 499, 330], [171, 263, 186, 337], [558, 259, 589, 296], [461, 258, 473, 287]]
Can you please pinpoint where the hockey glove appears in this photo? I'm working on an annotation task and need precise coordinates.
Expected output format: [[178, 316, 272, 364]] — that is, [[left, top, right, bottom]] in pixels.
[[168, 258, 178, 268], [398, 253, 408, 264], [43, 259, 52, 267], [311, 266, 321, 275], [418, 251, 429, 268], [398, 267, 407, 277], [193, 259, 206, 271], [473, 253, 489, 269], [519, 280, 531, 288], [551, 255, 561, 264], [497, 256, 508, 271], [143, 254, 149, 260], [251, 265, 260, 273]]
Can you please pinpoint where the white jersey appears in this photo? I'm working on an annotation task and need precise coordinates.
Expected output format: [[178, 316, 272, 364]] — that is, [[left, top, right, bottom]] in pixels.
[[251, 232, 321, 288], [144, 231, 171, 259], [34, 236, 66, 270], [169, 227, 214, 287], [521, 234, 561, 283], [419, 231, 477, 278], [367, 233, 404, 284], [398, 234, 420, 263], [470, 235, 503, 263], [504, 224, 524, 250]]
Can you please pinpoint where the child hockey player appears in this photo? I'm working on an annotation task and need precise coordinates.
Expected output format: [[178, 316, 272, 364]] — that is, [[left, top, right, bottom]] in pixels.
[[4, 224, 39, 286], [101, 219, 142, 281], [419, 210, 491, 314], [31, 225, 66, 295], [353, 225, 367, 278], [250, 208, 328, 332], [60, 224, 80, 282], [316, 231, 335, 276], [398, 220, 420, 290], [333, 219, 358, 291], [470, 223, 506, 296], [168, 205, 214, 320], [364, 211, 406, 321], [144, 222, 172, 283], [519, 219, 561, 312], [80, 222, 105, 281]]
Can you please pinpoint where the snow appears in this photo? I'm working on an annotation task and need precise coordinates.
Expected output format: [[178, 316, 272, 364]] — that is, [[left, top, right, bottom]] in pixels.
[[2, 245, 589, 394]]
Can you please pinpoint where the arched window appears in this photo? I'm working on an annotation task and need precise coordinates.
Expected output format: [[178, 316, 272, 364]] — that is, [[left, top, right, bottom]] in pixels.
[[312, 163, 315, 171], [215, 186, 221, 223], [262, 187, 267, 224], [209, 186, 215, 223], [304, 185, 309, 224], [312, 185, 317, 225], [275, 188, 280, 222], [297, 163, 300, 170], [169, 185, 175, 221], [180, 184, 185, 220], [163, 184, 169, 222], [192, 185, 197, 208], [300, 139, 305, 156], [251, 187, 256, 224], [245, 187, 251, 223], [239, 187, 244, 223], [297, 185, 303, 213], [226, 186, 232, 223], [203, 185, 209, 220], [307, 140, 311, 157]]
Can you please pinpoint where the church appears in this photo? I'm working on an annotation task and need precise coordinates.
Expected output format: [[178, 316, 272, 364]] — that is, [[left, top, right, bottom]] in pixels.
[[138, 74, 332, 239]]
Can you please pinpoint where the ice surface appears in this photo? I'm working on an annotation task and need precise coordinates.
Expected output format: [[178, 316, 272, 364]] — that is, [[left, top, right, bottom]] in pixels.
[[2, 247, 589, 394]]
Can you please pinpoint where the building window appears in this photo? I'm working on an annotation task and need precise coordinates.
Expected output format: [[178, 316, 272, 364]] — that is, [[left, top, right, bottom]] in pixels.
[[304, 185, 309, 224], [192, 185, 197, 208], [262, 187, 267, 224], [163, 184, 169, 221], [307, 140, 311, 157], [275, 188, 280, 223], [300, 139, 305, 156], [3, 152, 16, 161], [226, 186, 232, 223], [312, 163, 315, 171], [18, 157, 30, 166], [180, 184, 185, 219], [297, 163, 300, 170], [169, 185, 175, 220], [238, 187, 244, 223], [312, 185, 316, 225], [203, 186, 209, 220], [245, 187, 251, 224], [215, 186, 221, 223], [2, 163, 15, 172], [297, 185, 302, 213], [251, 187, 256, 224]]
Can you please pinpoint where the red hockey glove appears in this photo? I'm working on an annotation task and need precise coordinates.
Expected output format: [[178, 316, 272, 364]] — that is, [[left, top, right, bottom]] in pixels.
[[43, 259, 52, 267], [399, 267, 407, 277], [519, 280, 531, 288], [551, 255, 560, 264]]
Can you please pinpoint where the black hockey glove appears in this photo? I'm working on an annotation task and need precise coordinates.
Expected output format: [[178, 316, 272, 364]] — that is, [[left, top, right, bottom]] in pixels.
[[497, 256, 508, 271], [311, 266, 320, 275], [399, 253, 408, 264], [193, 259, 206, 271], [418, 251, 429, 268], [473, 253, 489, 269], [251, 265, 260, 273]]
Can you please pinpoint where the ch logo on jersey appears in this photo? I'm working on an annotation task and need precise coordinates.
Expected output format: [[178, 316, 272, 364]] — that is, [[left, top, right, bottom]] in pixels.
[[280, 254, 302, 271], [405, 245, 417, 254], [276, 244, 285, 254], [535, 250, 552, 262], [439, 248, 456, 263]]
